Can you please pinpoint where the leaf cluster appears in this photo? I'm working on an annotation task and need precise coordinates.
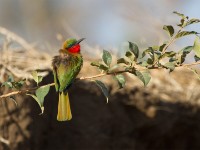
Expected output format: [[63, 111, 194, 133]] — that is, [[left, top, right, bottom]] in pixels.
[[27, 71, 49, 114], [1, 75, 25, 89], [91, 11, 200, 101]]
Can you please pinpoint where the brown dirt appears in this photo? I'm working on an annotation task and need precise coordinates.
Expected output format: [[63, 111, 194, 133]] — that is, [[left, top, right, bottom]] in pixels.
[[1, 70, 200, 150]]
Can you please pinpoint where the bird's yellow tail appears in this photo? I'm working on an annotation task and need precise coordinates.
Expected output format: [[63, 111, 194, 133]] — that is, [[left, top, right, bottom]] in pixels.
[[57, 92, 72, 121]]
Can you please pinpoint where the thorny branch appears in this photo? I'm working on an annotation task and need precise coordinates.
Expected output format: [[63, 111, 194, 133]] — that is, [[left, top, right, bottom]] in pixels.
[[1, 61, 200, 100]]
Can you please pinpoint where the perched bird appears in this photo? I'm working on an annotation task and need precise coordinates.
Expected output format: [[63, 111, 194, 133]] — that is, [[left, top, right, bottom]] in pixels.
[[52, 38, 84, 121]]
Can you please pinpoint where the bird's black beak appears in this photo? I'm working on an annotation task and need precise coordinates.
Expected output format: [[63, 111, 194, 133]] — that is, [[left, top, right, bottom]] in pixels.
[[76, 38, 85, 44]]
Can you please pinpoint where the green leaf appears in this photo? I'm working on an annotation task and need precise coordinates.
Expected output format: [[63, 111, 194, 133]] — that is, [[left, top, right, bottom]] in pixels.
[[91, 62, 100, 67], [27, 93, 43, 113], [142, 47, 155, 63], [99, 64, 109, 71], [193, 36, 200, 58], [179, 19, 186, 27], [31, 71, 38, 83], [128, 42, 139, 58], [125, 51, 134, 61], [160, 51, 176, 59], [182, 46, 193, 54], [152, 45, 159, 51], [165, 51, 176, 57], [173, 11, 186, 18], [31, 71, 43, 85], [163, 62, 175, 72], [194, 55, 200, 62], [36, 85, 50, 106], [135, 70, 151, 86], [8, 75, 14, 82], [117, 58, 129, 65], [163, 25, 174, 37], [175, 31, 198, 39], [1, 82, 13, 88], [38, 76, 43, 84], [115, 74, 126, 89], [94, 80, 109, 103], [125, 51, 133, 58], [154, 51, 161, 62], [186, 18, 200, 26], [169, 57, 177, 62], [147, 58, 153, 65], [13, 79, 26, 89], [173, 11, 189, 27], [142, 47, 154, 58], [27, 85, 50, 114], [102, 50, 112, 67], [187, 19, 200, 26], [177, 46, 193, 64], [27, 94, 38, 102], [159, 44, 166, 52]]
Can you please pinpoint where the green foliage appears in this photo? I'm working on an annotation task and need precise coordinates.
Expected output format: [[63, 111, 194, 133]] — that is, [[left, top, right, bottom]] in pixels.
[[193, 36, 200, 58], [91, 50, 113, 72], [94, 80, 109, 103], [31, 71, 43, 86], [27, 85, 50, 114], [163, 62, 175, 72], [90, 11, 200, 101], [186, 19, 200, 26], [135, 70, 151, 86], [175, 31, 198, 39], [173, 11, 200, 28], [194, 55, 200, 62], [1, 75, 25, 89], [163, 25, 174, 37], [115, 74, 126, 88], [117, 58, 129, 65], [102, 50, 112, 67], [128, 42, 139, 59], [176, 46, 193, 64]]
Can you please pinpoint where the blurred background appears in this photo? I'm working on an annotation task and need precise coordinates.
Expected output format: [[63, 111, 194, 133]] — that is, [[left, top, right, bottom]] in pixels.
[[0, 0, 200, 53], [1, 1, 200, 150]]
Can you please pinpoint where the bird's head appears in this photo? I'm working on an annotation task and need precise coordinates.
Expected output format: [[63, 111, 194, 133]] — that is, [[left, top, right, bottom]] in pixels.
[[62, 38, 85, 53]]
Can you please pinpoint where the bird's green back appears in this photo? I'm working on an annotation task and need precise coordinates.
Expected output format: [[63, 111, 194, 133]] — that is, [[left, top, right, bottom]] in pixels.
[[53, 53, 83, 92]]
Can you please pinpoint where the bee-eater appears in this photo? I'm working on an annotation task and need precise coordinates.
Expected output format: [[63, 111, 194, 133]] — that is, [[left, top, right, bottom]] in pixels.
[[52, 38, 84, 121]]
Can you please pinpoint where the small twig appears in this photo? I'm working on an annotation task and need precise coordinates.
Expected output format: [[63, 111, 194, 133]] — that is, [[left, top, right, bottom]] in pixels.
[[79, 73, 107, 80], [162, 27, 183, 54], [78, 70, 129, 80], [153, 26, 183, 66], [0, 83, 55, 99], [0, 135, 10, 145], [0, 70, 129, 100]]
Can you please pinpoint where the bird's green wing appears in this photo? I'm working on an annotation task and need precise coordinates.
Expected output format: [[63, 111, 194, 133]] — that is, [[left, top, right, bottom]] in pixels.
[[57, 56, 82, 92], [52, 67, 59, 92]]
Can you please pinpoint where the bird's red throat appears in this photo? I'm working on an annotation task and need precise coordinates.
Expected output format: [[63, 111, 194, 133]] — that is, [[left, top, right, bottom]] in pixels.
[[68, 44, 81, 53]]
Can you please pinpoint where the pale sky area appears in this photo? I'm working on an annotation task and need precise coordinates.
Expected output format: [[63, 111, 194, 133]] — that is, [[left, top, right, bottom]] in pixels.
[[0, 0, 199, 53]]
